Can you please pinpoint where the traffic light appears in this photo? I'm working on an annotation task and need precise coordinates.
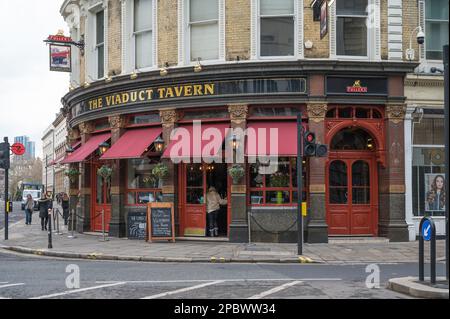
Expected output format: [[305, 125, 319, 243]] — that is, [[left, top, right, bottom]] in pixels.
[[315, 144, 328, 157], [0, 142, 10, 170], [303, 132, 316, 157]]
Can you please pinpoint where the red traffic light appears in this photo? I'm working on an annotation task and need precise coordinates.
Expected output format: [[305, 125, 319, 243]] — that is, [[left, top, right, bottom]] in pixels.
[[305, 132, 315, 143]]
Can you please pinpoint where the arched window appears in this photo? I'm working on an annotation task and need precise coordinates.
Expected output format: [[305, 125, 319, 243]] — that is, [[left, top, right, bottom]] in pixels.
[[331, 128, 374, 150]]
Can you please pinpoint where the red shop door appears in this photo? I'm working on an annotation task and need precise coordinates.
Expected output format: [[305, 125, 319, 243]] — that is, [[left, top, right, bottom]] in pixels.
[[327, 155, 378, 236], [91, 164, 111, 232]]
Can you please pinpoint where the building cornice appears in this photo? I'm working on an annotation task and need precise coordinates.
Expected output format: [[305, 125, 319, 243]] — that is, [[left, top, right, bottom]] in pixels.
[[405, 74, 444, 87]]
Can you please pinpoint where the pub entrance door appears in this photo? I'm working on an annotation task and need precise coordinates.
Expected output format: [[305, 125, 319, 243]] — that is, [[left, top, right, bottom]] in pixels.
[[179, 163, 230, 237], [91, 163, 112, 232]]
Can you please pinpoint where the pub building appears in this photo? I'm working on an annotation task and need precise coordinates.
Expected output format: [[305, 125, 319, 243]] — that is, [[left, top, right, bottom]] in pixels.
[[59, 0, 420, 243]]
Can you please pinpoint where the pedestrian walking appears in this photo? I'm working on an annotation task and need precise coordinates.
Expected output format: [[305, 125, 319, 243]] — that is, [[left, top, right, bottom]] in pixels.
[[25, 194, 34, 225], [38, 193, 52, 231], [206, 186, 227, 237], [61, 193, 70, 226]]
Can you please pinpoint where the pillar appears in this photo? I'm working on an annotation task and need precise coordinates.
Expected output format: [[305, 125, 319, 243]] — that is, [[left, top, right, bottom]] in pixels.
[[67, 127, 80, 232], [159, 109, 179, 234], [108, 115, 128, 237], [306, 102, 329, 243], [379, 104, 409, 242], [77, 121, 95, 233], [228, 104, 249, 243]]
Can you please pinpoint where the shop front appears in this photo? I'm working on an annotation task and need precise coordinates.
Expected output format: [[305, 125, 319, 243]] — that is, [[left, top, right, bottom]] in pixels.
[[61, 61, 416, 243]]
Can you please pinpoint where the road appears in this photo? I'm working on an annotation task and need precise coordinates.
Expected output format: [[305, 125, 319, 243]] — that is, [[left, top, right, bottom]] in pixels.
[[0, 250, 446, 300]]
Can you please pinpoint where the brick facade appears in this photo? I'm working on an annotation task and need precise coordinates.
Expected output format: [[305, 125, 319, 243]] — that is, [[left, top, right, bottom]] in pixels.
[[158, 0, 178, 67], [225, 0, 251, 61], [108, 0, 122, 76]]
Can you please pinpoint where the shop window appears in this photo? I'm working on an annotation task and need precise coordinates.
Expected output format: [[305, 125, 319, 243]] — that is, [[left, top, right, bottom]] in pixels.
[[249, 157, 307, 206], [127, 159, 163, 205], [260, 0, 295, 57], [331, 128, 373, 150], [189, 0, 219, 61], [413, 118, 445, 145], [424, 0, 449, 60], [336, 0, 368, 57]]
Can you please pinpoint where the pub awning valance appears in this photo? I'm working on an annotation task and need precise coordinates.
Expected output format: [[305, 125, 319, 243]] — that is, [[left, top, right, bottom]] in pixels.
[[61, 134, 111, 164], [246, 122, 299, 157]]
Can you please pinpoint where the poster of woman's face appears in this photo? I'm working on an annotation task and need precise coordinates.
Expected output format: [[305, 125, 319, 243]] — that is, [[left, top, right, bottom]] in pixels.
[[425, 174, 446, 212]]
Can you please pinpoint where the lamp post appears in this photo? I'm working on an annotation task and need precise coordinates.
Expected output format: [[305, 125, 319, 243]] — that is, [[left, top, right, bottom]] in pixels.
[[297, 112, 304, 256]]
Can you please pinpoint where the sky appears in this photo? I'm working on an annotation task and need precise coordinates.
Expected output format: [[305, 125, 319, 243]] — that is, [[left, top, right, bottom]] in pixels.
[[0, 1, 70, 159]]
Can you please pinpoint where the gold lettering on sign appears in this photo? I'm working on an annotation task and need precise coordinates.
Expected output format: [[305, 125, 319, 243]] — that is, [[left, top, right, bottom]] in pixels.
[[87, 83, 216, 111]]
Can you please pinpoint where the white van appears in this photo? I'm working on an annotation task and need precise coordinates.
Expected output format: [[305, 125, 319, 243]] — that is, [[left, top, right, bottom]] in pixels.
[[21, 190, 41, 211]]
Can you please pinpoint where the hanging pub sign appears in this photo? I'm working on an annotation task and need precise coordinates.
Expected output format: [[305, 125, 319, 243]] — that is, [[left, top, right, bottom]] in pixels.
[[326, 76, 388, 96], [320, 0, 328, 39], [49, 44, 71, 72], [44, 30, 84, 72]]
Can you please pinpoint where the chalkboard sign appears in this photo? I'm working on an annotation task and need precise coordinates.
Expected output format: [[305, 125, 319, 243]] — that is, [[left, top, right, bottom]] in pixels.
[[127, 211, 147, 240], [147, 203, 175, 243]]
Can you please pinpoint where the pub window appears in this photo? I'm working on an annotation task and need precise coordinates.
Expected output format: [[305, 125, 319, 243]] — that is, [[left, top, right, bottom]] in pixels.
[[336, 0, 368, 57], [331, 128, 373, 151], [134, 0, 153, 69], [326, 108, 337, 118], [259, 0, 295, 57], [326, 106, 383, 120], [413, 118, 445, 145], [188, 0, 219, 61], [249, 157, 307, 206], [130, 113, 161, 125], [96, 10, 105, 79], [372, 109, 382, 118], [338, 107, 353, 118], [424, 0, 449, 60], [250, 106, 301, 117], [127, 159, 163, 205], [355, 108, 370, 118]]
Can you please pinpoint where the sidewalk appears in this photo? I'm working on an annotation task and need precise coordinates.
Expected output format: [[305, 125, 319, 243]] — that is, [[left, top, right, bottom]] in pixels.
[[0, 217, 446, 264]]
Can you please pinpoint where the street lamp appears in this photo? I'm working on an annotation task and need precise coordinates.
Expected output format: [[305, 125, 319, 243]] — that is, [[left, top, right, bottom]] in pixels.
[[154, 136, 165, 153], [98, 141, 110, 156]]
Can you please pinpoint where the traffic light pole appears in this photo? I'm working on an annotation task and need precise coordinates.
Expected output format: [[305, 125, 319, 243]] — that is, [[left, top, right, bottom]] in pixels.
[[297, 113, 303, 256], [4, 137, 9, 240], [443, 44, 449, 281]]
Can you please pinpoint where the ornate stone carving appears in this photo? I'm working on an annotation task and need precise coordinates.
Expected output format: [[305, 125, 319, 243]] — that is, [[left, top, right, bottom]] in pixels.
[[386, 104, 407, 124], [160, 109, 179, 127], [108, 115, 128, 129], [68, 128, 80, 141], [78, 122, 94, 135], [228, 104, 248, 124], [307, 103, 328, 123]]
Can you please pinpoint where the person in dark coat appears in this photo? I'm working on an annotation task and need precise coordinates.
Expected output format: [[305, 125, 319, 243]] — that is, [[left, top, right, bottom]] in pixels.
[[61, 193, 70, 226], [38, 194, 52, 231]]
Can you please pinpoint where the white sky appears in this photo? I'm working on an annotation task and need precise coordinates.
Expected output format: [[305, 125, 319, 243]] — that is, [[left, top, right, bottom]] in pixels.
[[0, 1, 69, 159]]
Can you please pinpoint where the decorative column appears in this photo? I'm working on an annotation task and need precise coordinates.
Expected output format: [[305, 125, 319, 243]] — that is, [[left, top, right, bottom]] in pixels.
[[306, 103, 329, 243], [108, 115, 128, 237], [228, 104, 249, 243], [67, 127, 80, 232], [379, 103, 409, 241], [78, 121, 95, 233], [160, 109, 179, 234], [404, 106, 417, 241]]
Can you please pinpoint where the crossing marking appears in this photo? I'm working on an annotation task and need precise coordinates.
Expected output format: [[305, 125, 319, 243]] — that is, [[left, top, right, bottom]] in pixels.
[[0, 283, 25, 289], [30, 282, 126, 299], [248, 281, 303, 299], [141, 280, 225, 299], [97, 278, 342, 284]]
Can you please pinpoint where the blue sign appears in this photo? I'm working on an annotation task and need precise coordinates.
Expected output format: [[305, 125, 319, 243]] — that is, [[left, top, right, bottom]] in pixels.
[[421, 219, 433, 241]]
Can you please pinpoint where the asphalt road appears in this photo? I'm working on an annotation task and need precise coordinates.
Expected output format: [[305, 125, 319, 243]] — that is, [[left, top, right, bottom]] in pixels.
[[0, 250, 446, 300]]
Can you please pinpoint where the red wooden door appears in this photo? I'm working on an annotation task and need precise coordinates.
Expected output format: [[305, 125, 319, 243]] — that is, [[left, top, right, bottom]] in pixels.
[[327, 154, 378, 236], [91, 164, 112, 232], [181, 163, 207, 237]]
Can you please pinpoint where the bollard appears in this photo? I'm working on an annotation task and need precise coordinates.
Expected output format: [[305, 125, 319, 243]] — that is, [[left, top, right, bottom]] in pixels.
[[100, 209, 109, 242], [419, 217, 437, 285], [48, 209, 53, 249], [68, 208, 76, 239]]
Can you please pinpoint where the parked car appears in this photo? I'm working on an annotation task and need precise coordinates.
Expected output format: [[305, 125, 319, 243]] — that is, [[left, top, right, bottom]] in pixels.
[[21, 189, 41, 211]]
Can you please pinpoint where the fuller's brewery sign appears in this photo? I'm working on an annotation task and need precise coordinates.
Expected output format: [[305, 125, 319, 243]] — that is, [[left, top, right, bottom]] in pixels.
[[326, 76, 388, 96]]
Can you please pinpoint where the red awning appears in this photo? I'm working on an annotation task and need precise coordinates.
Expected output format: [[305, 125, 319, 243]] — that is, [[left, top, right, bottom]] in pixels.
[[246, 122, 299, 156], [162, 123, 230, 160], [60, 133, 111, 164], [100, 127, 162, 160]]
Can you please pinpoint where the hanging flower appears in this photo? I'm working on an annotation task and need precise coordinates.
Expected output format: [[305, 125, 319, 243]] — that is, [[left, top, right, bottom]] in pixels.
[[64, 169, 80, 182], [152, 163, 169, 180], [97, 165, 113, 180], [228, 165, 245, 184]]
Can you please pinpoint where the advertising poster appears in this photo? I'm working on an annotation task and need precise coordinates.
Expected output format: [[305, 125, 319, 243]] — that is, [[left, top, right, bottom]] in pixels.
[[425, 173, 446, 211]]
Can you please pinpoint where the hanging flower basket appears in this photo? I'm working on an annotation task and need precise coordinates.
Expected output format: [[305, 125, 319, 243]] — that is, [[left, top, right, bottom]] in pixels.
[[65, 169, 80, 183], [228, 165, 245, 184], [97, 165, 113, 180], [152, 163, 169, 180]]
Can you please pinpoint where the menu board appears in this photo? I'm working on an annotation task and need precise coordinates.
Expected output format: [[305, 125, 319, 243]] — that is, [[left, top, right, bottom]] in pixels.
[[147, 203, 175, 243], [127, 211, 147, 240]]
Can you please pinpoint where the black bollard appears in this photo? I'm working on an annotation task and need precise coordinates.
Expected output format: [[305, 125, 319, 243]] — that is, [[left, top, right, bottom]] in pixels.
[[48, 209, 53, 249]]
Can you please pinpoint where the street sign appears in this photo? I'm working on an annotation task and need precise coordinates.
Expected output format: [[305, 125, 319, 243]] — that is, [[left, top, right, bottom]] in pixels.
[[11, 143, 26, 156], [421, 219, 433, 241]]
